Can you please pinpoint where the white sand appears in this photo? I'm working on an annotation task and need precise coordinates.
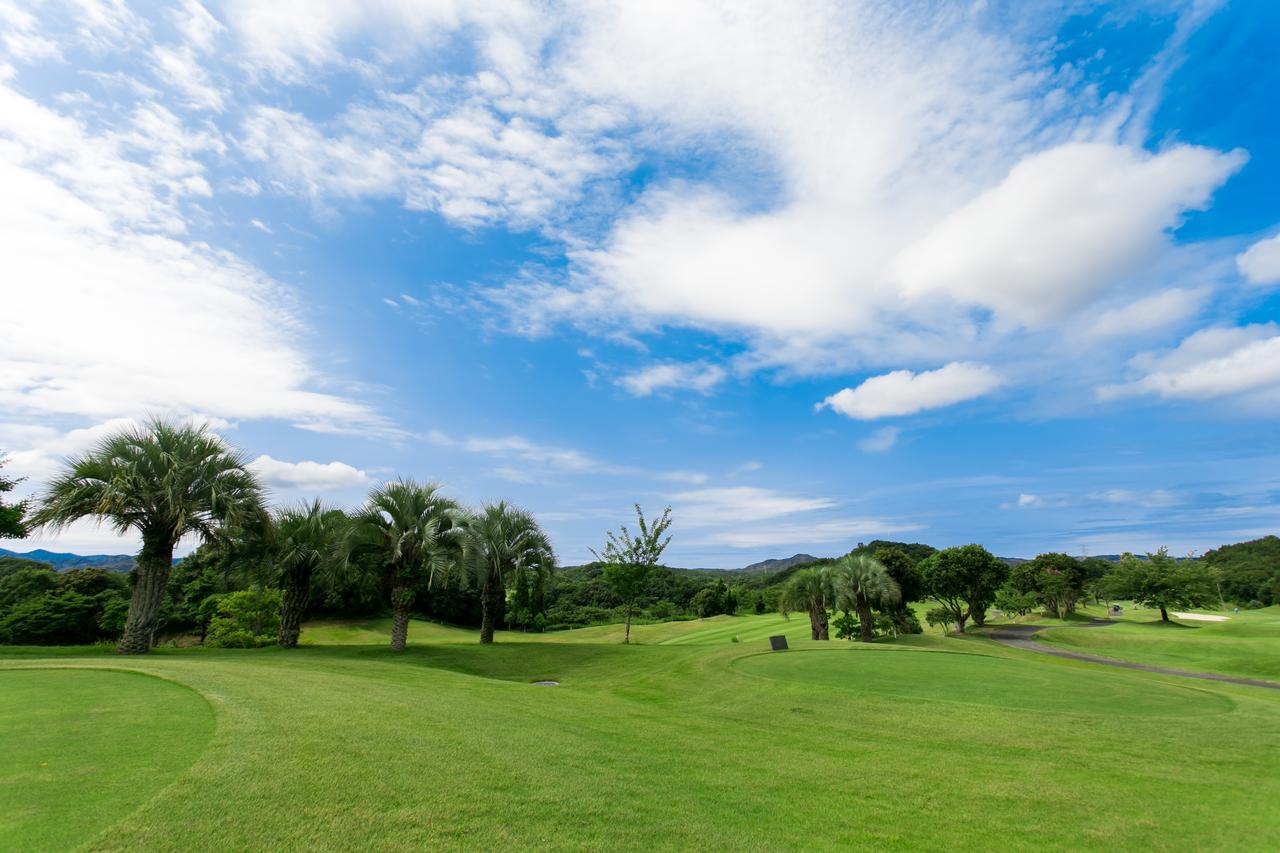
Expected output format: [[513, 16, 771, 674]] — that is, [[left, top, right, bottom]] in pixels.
[[1172, 612, 1229, 622]]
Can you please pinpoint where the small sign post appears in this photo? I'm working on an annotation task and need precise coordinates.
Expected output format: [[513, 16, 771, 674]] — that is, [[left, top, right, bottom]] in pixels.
[[769, 635, 788, 651]]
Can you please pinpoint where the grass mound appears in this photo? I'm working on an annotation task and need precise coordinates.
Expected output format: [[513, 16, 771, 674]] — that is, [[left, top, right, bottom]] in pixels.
[[0, 669, 215, 850]]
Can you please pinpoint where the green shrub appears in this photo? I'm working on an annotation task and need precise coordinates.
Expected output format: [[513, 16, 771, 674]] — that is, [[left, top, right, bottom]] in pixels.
[[832, 611, 859, 640], [205, 588, 282, 648]]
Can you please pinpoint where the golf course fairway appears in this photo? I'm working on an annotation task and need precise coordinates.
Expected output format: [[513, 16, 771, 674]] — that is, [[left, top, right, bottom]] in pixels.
[[2, 614, 1278, 851]]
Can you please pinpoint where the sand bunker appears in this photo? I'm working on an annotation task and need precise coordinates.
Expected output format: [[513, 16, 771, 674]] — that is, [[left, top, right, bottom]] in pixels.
[[1172, 612, 1229, 622], [532, 680, 560, 686]]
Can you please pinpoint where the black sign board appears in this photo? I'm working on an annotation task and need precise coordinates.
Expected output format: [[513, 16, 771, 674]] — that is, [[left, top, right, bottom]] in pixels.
[[769, 635, 788, 651]]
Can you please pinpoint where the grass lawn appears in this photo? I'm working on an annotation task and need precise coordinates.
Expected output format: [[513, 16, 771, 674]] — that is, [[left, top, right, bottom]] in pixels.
[[2, 614, 1279, 850], [1036, 606, 1280, 682]]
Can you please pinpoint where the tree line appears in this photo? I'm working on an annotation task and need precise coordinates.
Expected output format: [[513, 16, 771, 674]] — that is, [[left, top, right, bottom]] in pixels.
[[1, 425, 1275, 649]]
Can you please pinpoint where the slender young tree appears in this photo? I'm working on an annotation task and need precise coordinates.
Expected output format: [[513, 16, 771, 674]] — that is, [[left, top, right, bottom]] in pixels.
[[348, 480, 464, 651], [29, 418, 264, 654], [273, 501, 349, 647], [831, 554, 901, 642], [592, 504, 673, 644], [466, 502, 555, 644], [778, 566, 834, 640]]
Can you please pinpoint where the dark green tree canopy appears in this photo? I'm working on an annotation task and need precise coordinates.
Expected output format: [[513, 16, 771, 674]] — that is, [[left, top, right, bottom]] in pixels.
[[918, 544, 1008, 633], [0, 453, 29, 540]]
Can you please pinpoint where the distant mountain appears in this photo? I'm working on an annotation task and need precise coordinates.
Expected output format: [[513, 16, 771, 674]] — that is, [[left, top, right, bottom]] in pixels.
[[734, 554, 819, 574], [0, 547, 135, 573]]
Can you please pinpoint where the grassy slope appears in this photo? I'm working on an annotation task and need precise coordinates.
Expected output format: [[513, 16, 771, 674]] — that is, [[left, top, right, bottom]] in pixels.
[[1, 615, 1279, 850], [1036, 606, 1280, 681]]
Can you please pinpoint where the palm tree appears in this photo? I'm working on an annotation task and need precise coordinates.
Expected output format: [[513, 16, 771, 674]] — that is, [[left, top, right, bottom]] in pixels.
[[466, 502, 556, 644], [831, 554, 901, 642], [348, 479, 464, 651], [273, 501, 349, 648], [29, 418, 264, 654], [778, 567, 833, 640]]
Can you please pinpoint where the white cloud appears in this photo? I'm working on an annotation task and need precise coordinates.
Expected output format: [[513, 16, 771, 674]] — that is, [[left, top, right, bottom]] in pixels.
[[618, 361, 726, 397], [1017, 493, 1040, 508], [250, 454, 370, 491], [656, 470, 709, 485], [858, 427, 900, 453], [667, 486, 835, 527], [1237, 232, 1280, 286], [1099, 324, 1280, 404], [1081, 287, 1208, 341], [0, 1, 62, 61], [0, 81, 386, 434], [893, 143, 1245, 326], [1088, 489, 1180, 509], [703, 518, 922, 549], [819, 363, 1002, 420]]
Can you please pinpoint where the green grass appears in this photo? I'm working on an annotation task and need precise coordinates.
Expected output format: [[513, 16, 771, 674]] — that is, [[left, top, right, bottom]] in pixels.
[[2, 614, 1279, 850], [1037, 606, 1280, 681], [0, 669, 214, 850]]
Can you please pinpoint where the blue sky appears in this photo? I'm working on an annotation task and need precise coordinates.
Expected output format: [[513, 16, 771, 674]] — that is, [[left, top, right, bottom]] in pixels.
[[1, 1, 1278, 565]]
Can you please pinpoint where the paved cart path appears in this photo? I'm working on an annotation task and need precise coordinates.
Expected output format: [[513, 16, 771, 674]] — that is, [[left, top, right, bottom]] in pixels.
[[988, 621, 1280, 691]]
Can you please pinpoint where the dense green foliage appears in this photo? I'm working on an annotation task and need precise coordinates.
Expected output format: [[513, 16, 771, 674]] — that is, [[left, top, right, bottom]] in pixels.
[[0, 567, 128, 644], [917, 544, 1008, 632], [1202, 535, 1280, 606], [0, 453, 27, 540], [204, 588, 283, 648], [1108, 549, 1216, 621]]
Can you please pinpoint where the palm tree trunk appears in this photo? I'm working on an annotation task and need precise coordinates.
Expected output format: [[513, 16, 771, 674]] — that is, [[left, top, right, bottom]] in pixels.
[[278, 574, 310, 648], [117, 536, 175, 654], [856, 596, 874, 642], [389, 584, 414, 651], [816, 604, 830, 641], [480, 574, 502, 644]]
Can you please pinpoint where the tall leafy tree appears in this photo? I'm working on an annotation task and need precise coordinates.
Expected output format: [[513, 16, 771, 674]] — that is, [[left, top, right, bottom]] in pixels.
[[467, 502, 555, 644], [0, 453, 28, 540], [349, 480, 464, 651], [1110, 548, 1215, 622], [778, 567, 834, 640], [28, 419, 264, 654], [272, 501, 349, 647], [592, 504, 672, 644], [917, 544, 1008, 634], [1007, 553, 1084, 618], [831, 554, 901, 642]]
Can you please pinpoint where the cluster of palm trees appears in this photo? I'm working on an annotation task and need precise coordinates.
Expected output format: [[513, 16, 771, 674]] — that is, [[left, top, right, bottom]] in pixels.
[[30, 418, 555, 654], [778, 555, 901, 642]]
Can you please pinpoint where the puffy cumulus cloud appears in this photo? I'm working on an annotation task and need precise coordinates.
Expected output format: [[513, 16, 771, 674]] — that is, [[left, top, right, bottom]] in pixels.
[[249, 455, 370, 491], [0, 81, 386, 434], [893, 143, 1245, 326], [617, 361, 727, 397], [1099, 324, 1280, 405], [1237, 233, 1280, 286], [819, 363, 1002, 420]]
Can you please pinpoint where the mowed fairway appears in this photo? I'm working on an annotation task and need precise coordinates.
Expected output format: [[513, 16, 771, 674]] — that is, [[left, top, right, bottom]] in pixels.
[[3, 615, 1280, 851], [1036, 607, 1280, 682]]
